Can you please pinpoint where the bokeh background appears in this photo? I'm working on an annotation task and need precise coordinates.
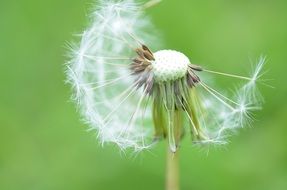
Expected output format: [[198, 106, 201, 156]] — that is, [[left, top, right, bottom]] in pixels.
[[1, 0, 287, 189]]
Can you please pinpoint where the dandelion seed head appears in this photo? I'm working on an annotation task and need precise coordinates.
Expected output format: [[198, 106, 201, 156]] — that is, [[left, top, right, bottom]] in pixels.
[[67, 0, 265, 152]]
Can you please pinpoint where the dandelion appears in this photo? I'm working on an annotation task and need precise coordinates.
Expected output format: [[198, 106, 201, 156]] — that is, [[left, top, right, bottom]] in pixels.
[[66, 0, 265, 189]]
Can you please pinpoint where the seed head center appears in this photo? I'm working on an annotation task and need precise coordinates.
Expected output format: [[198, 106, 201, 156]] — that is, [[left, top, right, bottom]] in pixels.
[[152, 50, 190, 83]]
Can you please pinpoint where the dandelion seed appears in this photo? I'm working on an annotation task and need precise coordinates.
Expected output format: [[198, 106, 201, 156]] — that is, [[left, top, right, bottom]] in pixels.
[[66, 0, 265, 153]]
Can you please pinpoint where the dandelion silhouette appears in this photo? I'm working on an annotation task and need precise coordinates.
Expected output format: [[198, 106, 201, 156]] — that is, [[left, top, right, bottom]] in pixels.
[[66, 1, 265, 189]]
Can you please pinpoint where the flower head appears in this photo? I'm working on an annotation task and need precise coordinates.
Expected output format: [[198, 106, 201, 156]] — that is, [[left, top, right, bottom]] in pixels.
[[67, 0, 265, 152]]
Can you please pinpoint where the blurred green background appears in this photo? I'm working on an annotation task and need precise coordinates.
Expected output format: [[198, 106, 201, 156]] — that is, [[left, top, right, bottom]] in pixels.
[[1, 0, 286, 189]]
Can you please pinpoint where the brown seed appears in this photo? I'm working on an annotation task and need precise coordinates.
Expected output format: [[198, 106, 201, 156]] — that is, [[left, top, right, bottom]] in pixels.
[[189, 64, 203, 71]]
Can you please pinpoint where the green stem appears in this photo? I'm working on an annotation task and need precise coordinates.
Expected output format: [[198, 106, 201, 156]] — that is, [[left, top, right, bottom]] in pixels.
[[166, 148, 180, 190]]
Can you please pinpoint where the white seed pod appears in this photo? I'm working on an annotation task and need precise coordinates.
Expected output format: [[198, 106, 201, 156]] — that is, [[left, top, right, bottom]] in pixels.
[[152, 50, 190, 83]]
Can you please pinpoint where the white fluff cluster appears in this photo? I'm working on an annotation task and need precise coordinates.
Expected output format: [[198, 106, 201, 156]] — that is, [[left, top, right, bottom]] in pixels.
[[67, 0, 265, 150], [67, 0, 156, 151], [195, 56, 266, 144]]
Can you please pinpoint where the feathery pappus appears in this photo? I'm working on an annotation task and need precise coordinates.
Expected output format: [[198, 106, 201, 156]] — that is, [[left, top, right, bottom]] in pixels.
[[66, 0, 265, 152]]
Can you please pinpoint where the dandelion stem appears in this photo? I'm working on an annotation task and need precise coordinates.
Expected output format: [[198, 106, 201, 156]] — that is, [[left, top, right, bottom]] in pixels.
[[166, 148, 179, 190], [203, 69, 252, 81]]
